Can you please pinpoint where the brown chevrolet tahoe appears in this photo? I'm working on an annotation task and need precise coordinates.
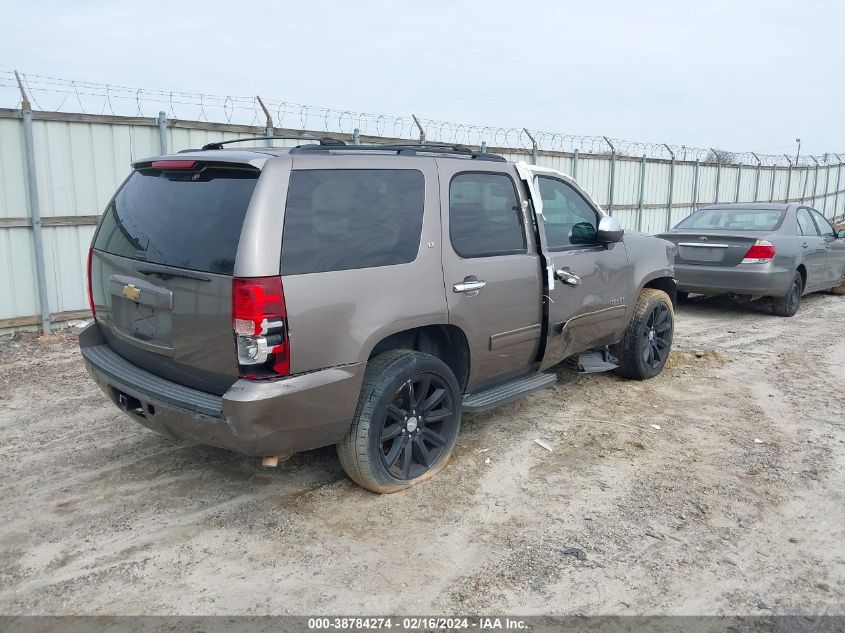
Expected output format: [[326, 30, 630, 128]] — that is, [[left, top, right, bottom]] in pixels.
[[80, 138, 677, 493]]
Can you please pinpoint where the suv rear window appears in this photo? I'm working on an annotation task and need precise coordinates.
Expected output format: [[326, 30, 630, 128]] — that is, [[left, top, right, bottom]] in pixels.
[[281, 169, 425, 275], [675, 208, 785, 231], [93, 166, 259, 274]]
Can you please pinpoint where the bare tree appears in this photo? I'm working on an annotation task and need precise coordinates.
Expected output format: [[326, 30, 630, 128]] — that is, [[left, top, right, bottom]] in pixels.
[[706, 148, 739, 165]]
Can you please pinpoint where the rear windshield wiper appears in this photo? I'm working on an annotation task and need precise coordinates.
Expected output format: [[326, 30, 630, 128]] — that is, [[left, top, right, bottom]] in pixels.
[[137, 266, 212, 282]]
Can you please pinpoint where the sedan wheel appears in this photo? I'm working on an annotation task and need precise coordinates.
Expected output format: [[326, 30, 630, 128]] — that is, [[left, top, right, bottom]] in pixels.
[[772, 272, 803, 317]]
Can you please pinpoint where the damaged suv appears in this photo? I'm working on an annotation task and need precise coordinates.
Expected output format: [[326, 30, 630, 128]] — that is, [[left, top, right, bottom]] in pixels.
[[81, 139, 677, 492]]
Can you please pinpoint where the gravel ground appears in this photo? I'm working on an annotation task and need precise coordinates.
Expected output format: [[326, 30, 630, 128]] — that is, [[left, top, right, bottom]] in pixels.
[[0, 293, 843, 615]]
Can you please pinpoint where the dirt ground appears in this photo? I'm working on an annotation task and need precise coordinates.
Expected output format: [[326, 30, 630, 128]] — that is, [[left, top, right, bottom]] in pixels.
[[1, 293, 844, 616]]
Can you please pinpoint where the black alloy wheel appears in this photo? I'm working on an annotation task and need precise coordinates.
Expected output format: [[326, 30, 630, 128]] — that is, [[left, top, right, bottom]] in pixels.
[[379, 373, 457, 480], [642, 301, 673, 371]]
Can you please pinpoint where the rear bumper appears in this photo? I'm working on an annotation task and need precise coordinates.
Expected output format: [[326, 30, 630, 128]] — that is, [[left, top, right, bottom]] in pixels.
[[79, 323, 366, 456], [674, 262, 793, 297]]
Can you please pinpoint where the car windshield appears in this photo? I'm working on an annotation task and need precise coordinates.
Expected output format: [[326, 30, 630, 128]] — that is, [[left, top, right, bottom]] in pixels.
[[675, 208, 785, 231]]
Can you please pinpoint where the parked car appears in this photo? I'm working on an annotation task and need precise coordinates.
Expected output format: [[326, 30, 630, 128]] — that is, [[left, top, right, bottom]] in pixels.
[[657, 203, 845, 316], [80, 139, 677, 492]]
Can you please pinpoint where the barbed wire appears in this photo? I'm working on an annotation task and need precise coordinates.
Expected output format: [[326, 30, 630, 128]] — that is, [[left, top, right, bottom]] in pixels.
[[1, 70, 839, 167]]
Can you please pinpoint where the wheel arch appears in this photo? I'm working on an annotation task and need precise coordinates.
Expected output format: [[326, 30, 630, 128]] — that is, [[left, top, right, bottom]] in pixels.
[[639, 273, 677, 307], [796, 263, 807, 290], [367, 324, 471, 393]]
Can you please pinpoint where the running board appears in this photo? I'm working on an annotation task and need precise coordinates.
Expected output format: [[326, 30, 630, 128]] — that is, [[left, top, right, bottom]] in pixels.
[[462, 372, 557, 413], [577, 349, 619, 374]]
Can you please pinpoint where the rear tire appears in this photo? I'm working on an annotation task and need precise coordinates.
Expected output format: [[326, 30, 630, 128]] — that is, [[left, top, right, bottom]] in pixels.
[[337, 350, 461, 493], [611, 288, 674, 380], [830, 268, 845, 295], [772, 272, 803, 317]]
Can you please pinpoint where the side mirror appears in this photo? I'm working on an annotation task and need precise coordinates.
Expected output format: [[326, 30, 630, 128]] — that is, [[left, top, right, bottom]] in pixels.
[[597, 216, 624, 243]]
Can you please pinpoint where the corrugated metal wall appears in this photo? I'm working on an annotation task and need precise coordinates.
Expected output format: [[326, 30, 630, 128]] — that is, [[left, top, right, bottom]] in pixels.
[[1, 109, 844, 330]]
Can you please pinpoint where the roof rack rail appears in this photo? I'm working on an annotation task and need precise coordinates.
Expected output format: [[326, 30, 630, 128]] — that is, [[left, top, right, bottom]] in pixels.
[[288, 142, 506, 162], [200, 136, 346, 151]]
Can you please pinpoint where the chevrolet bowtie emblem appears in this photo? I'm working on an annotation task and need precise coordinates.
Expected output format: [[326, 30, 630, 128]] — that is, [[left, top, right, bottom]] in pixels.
[[122, 284, 141, 301]]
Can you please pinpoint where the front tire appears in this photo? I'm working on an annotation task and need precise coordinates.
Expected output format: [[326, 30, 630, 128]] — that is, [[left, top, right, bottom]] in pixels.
[[337, 350, 461, 493], [771, 271, 802, 317], [612, 288, 674, 380]]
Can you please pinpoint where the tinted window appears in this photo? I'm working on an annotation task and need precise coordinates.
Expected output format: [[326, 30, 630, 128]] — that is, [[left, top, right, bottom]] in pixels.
[[811, 210, 835, 237], [93, 167, 259, 274], [797, 208, 819, 236], [449, 173, 526, 258], [537, 177, 599, 248], [676, 208, 785, 231], [281, 169, 424, 275]]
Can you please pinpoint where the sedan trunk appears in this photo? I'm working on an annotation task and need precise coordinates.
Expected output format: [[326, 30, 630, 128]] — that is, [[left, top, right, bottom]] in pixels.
[[656, 231, 764, 267]]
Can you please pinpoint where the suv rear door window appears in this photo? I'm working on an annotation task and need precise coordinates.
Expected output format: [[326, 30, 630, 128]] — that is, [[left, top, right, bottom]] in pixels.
[[281, 169, 425, 275], [93, 166, 259, 274], [449, 172, 526, 258]]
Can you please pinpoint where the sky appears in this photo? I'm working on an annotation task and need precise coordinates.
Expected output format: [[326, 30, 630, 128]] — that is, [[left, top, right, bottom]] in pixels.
[[1, 0, 842, 156]]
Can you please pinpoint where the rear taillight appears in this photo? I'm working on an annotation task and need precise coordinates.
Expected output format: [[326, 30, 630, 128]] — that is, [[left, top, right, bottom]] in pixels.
[[87, 247, 96, 318], [231, 276, 289, 379], [741, 240, 776, 264]]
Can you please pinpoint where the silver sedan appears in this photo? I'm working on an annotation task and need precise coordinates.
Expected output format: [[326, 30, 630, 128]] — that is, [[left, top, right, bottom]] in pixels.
[[657, 203, 845, 316]]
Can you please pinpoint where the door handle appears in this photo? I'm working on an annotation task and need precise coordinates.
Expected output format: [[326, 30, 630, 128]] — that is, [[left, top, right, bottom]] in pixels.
[[555, 269, 582, 286], [453, 279, 487, 293], [801, 243, 808, 249]]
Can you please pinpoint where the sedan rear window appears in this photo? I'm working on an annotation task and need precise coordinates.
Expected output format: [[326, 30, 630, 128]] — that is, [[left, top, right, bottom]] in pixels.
[[93, 166, 259, 274], [675, 208, 785, 231]]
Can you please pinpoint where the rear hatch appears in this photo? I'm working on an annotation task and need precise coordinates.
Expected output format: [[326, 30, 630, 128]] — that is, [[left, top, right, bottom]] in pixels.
[[90, 159, 261, 395], [656, 231, 762, 266]]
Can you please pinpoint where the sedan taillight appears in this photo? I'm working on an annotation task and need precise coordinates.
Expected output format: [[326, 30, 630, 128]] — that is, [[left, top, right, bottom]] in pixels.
[[741, 240, 775, 264]]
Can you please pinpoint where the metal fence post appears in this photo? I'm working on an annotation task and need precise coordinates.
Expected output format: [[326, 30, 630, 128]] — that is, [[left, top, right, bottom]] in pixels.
[[636, 154, 646, 232], [768, 164, 777, 202], [800, 162, 809, 203], [15, 71, 51, 333], [822, 158, 832, 217], [752, 153, 761, 202], [691, 159, 700, 215], [784, 155, 793, 203], [352, 128, 361, 145], [157, 111, 168, 155], [571, 149, 579, 180], [834, 154, 844, 220], [711, 148, 721, 204], [663, 144, 675, 231], [523, 128, 538, 165], [412, 114, 426, 144], [809, 157, 819, 206], [256, 95, 273, 147], [604, 137, 616, 215], [735, 162, 742, 202], [481, 141, 487, 153]]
